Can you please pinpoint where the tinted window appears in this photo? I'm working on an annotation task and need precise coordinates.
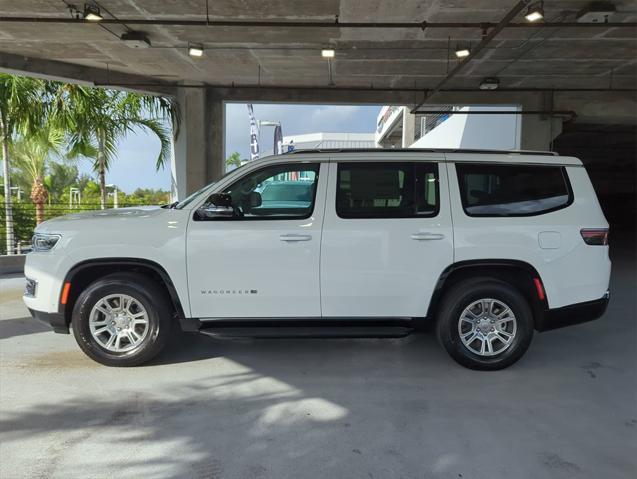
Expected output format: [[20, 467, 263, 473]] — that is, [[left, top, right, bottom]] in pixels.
[[456, 163, 572, 216], [202, 163, 320, 220], [336, 162, 439, 218]]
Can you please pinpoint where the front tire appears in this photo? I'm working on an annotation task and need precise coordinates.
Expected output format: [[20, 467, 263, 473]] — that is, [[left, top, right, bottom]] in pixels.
[[71, 273, 172, 367], [436, 278, 534, 370]]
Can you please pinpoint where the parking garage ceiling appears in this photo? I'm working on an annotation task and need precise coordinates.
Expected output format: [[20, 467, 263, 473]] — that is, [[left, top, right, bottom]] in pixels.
[[0, 0, 636, 94]]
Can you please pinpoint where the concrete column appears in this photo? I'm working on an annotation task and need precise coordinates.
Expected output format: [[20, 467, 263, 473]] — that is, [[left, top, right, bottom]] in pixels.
[[401, 107, 416, 148], [171, 87, 225, 200], [520, 115, 563, 151], [520, 92, 563, 151]]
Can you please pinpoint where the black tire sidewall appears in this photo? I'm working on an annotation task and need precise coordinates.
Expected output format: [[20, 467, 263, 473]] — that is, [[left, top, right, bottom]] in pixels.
[[72, 275, 171, 366], [437, 280, 534, 370]]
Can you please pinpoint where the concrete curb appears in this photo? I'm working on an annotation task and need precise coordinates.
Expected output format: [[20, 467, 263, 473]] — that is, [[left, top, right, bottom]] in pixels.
[[0, 255, 26, 275]]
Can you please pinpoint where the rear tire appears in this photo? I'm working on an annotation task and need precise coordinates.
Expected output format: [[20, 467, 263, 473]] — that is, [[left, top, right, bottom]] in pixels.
[[71, 272, 172, 367], [436, 278, 534, 370]]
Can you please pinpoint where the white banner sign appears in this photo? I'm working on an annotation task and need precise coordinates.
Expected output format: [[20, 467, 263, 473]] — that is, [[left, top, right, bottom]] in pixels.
[[247, 104, 260, 161]]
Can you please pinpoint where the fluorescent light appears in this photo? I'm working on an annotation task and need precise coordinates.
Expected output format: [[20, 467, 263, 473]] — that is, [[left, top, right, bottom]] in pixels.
[[525, 2, 544, 22], [83, 5, 103, 21], [321, 49, 335, 58], [525, 10, 544, 21], [188, 44, 204, 57], [455, 47, 470, 58]]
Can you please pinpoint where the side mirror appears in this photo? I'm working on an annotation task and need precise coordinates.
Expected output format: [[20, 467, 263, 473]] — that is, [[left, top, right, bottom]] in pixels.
[[197, 193, 234, 219]]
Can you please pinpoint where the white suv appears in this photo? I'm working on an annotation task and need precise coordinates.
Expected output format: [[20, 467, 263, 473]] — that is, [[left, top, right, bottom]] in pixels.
[[24, 149, 611, 370]]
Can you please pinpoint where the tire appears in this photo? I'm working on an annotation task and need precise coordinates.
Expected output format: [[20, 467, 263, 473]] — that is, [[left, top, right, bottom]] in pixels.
[[435, 277, 534, 370], [71, 272, 172, 367]]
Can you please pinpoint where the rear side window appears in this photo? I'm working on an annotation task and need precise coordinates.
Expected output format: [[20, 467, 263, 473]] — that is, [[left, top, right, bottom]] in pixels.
[[336, 162, 439, 218], [455, 163, 572, 217]]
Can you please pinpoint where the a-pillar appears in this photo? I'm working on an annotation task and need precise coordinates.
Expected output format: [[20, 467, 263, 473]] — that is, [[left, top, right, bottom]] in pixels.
[[171, 87, 225, 200]]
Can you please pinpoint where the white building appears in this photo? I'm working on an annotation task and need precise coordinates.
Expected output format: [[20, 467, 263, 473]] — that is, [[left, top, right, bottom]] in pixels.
[[376, 105, 521, 150], [281, 132, 376, 153]]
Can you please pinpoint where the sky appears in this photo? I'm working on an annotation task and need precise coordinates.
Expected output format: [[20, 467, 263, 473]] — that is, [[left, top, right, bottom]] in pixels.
[[81, 104, 382, 194]]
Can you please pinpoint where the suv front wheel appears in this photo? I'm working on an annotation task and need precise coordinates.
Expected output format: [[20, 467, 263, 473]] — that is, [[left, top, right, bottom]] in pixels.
[[436, 278, 534, 370], [71, 273, 172, 367]]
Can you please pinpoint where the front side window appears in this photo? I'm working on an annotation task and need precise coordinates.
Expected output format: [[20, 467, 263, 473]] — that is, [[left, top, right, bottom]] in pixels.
[[456, 163, 572, 217], [336, 162, 439, 219], [197, 162, 320, 220]]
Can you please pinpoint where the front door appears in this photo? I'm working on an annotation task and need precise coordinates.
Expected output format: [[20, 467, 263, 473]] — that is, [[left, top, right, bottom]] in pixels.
[[320, 158, 453, 318], [186, 161, 327, 318]]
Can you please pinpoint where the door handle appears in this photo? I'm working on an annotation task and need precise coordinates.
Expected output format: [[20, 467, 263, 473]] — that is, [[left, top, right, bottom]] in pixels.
[[280, 234, 312, 242], [411, 232, 445, 241]]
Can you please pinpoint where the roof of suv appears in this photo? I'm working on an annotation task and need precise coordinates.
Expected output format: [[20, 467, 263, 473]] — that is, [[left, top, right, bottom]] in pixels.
[[287, 148, 558, 156], [262, 148, 582, 166]]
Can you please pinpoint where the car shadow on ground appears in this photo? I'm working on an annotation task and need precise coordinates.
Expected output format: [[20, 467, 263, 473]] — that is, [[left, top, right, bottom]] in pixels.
[[0, 316, 52, 340]]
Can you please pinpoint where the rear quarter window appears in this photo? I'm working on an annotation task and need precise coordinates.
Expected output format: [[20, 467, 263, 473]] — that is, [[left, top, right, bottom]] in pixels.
[[455, 163, 573, 217]]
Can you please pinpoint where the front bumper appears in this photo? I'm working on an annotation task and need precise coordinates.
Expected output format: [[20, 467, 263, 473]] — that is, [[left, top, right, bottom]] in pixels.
[[536, 292, 610, 332], [28, 308, 69, 334]]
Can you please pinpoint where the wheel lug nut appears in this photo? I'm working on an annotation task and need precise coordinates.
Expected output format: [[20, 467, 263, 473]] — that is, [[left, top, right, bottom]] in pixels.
[[490, 327, 494, 331]]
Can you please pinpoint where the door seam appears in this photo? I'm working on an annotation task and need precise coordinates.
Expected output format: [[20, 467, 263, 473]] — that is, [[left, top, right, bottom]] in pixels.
[[317, 161, 332, 318]]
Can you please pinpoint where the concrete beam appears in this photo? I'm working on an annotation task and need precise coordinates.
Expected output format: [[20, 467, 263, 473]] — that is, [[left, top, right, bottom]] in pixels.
[[211, 87, 427, 106], [0, 52, 175, 96]]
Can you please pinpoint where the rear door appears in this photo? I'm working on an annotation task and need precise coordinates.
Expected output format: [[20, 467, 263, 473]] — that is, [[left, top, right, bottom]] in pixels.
[[320, 157, 453, 318]]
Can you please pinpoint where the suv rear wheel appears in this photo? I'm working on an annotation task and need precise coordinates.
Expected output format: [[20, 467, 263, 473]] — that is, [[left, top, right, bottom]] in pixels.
[[436, 278, 534, 370], [71, 272, 172, 367]]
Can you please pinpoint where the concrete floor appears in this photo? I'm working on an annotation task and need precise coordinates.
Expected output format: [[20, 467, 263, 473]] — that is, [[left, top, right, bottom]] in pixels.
[[1, 244, 635, 479]]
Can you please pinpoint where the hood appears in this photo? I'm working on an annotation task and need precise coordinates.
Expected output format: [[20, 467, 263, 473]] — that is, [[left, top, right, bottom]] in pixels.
[[36, 206, 166, 231]]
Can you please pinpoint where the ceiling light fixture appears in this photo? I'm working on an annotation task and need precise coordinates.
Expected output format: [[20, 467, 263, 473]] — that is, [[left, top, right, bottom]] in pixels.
[[454, 46, 470, 58], [188, 44, 204, 57], [321, 49, 335, 59], [83, 4, 103, 21], [479, 77, 500, 90], [524, 2, 545, 22]]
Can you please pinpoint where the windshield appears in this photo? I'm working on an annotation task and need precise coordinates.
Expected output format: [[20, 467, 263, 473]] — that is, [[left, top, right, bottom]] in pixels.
[[174, 167, 242, 209]]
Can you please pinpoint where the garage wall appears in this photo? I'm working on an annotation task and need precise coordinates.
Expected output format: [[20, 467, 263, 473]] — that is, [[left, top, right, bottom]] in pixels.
[[553, 123, 636, 232]]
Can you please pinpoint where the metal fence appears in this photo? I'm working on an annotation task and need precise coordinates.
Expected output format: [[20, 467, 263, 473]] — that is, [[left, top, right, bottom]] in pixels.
[[0, 201, 160, 255]]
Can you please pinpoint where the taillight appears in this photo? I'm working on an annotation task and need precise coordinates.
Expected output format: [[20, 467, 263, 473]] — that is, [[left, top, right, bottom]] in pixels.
[[580, 228, 609, 245]]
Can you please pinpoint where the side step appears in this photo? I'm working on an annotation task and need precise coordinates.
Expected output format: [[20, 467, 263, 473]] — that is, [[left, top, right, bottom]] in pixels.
[[199, 326, 413, 339], [195, 319, 415, 339]]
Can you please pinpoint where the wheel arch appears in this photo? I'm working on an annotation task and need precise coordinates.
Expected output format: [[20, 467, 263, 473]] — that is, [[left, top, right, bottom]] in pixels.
[[427, 259, 548, 330], [60, 258, 186, 329]]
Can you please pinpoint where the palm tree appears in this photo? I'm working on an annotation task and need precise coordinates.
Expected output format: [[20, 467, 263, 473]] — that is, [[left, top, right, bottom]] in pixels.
[[52, 85, 179, 209], [0, 74, 46, 254], [12, 126, 64, 224]]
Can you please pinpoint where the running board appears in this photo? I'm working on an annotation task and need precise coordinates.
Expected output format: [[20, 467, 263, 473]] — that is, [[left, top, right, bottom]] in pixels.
[[199, 326, 413, 339]]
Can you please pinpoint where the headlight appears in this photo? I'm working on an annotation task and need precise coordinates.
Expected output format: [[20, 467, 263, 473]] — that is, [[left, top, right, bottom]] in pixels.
[[32, 233, 61, 252]]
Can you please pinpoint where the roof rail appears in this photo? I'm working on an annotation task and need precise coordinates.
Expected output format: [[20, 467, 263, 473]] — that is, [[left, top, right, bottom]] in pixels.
[[285, 148, 558, 156]]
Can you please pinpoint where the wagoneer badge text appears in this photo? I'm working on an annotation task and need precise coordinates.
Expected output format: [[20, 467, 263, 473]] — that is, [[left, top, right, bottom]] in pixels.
[[201, 289, 258, 295]]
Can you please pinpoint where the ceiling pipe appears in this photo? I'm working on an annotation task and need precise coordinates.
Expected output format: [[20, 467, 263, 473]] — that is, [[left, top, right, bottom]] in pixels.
[[91, 82, 636, 93], [412, 0, 532, 113], [0, 16, 635, 28]]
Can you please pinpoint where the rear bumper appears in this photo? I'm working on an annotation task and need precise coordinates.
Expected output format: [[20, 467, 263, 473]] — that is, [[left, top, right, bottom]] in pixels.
[[536, 292, 609, 332], [28, 308, 69, 334]]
